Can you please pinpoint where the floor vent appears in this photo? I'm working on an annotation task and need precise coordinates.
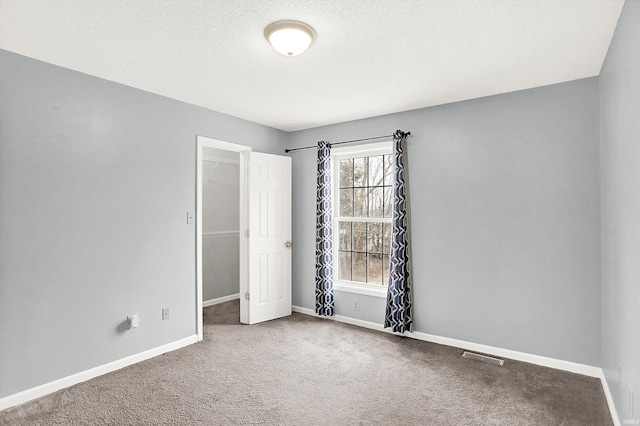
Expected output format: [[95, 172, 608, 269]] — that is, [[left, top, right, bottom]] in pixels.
[[462, 351, 504, 366]]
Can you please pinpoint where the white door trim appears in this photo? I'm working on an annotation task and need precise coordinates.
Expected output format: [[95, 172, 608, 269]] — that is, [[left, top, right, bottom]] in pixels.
[[196, 136, 251, 340]]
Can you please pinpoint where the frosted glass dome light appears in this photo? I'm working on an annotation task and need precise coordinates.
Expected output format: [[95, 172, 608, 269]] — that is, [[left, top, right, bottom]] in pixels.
[[264, 20, 316, 57]]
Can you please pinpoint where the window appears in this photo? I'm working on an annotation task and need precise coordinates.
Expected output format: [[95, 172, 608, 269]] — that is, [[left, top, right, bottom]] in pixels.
[[332, 142, 393, 297]]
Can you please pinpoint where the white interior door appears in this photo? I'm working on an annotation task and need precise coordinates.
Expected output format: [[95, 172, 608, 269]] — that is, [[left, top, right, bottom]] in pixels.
[[244, 152, 292, 324]]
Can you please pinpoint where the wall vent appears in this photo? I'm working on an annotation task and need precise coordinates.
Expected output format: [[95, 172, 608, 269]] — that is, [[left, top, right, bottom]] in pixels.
[[462, 351, 504, 366]]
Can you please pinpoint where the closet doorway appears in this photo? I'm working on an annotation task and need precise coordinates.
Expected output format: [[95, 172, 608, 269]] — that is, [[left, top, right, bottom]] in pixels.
[[196, 137, 248, 339], [195, 136, 292, 340], [201, 148, 241, 306]]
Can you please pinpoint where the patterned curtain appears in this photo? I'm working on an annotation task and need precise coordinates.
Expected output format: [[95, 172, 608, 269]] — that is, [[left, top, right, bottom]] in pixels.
[[315, 141, 334, 316], [385, 130, 413, 333]]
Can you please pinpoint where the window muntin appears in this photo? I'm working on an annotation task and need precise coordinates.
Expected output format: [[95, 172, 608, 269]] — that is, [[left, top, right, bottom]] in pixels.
[[333, 143, 393, 288]]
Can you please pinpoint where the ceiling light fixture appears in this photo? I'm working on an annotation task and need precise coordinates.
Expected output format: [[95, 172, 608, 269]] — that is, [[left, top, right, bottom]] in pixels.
[[264, 20, 316, 57]]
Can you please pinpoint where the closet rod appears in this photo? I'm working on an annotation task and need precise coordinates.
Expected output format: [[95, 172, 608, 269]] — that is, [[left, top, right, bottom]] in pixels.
[[284, 132, 410, 153]]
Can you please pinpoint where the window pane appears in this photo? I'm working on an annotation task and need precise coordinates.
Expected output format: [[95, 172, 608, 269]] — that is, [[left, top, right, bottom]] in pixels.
[[367, 254, 383, 285], [367, 222, 383, 253], [383, 223, 391, 254], [340, 159, 353, 188], [353, 188, 368, 217], [340, 189, 353, 216], [383, 186, 393, 217], [353, 157, 367, 187], [369, 187, 384, 217], [338, 222, 351, 250], [338, 251, 352, 281], [384, 154, 393, 186], [368, 156, 384, 186], [352, 252, 366, 283], [352, 222, 367, 252], [383, 254, 390, 286]]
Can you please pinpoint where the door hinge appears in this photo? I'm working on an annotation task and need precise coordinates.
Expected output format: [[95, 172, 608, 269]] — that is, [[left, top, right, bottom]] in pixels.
[[244, 229, 250, 238], [244, 292, 250, 301]]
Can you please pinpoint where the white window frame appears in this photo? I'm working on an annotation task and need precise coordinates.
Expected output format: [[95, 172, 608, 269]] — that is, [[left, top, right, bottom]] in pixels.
[[331, 141, 393, 298]]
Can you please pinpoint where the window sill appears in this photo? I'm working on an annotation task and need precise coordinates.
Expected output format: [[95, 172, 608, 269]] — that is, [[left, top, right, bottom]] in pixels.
[[334, 281, 388, 298]]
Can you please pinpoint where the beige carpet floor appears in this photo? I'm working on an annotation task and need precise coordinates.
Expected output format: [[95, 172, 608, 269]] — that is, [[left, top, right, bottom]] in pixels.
[[1, 300, 612, 425]]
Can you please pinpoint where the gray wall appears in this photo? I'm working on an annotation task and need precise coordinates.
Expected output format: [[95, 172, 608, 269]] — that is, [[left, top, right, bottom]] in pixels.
[[3, 20, 632, 409], [600, 0, 640, 423], [0, 49, 286, 398], [202, 147, 240, 301], [288, 78, 602, 366]]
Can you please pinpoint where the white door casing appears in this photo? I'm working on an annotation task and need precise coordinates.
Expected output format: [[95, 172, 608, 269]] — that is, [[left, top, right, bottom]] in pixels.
[[245, 151, 292, 324], [197, 136, 251, 339]]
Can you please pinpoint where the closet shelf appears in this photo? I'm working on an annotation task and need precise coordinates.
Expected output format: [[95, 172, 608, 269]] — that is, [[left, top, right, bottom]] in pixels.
[[203, 231, 240, 238]]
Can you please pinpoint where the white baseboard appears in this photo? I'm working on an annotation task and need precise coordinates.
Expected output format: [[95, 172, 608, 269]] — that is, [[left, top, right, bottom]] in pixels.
[[412, 330, 603, 378], [291, 305, 601, 377], [0, 335, 198, 412], [203, 293, 240, 308], [599, 371, 621, 426]]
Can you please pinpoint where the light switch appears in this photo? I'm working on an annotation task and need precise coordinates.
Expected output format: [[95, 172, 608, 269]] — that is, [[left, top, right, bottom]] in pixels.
[[187, 211, 194, 225]]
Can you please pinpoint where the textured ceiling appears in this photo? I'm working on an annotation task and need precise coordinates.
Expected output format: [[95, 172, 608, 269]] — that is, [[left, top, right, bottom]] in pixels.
[[0, 0, 625, 132]]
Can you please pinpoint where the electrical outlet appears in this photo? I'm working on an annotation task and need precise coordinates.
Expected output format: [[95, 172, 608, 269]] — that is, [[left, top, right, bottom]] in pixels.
[[353, 301, 360, 311], [162, 307, 170, 320]]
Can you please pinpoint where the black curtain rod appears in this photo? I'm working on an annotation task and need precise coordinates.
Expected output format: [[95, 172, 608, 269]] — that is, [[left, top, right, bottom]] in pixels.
[[284, 132, 411, 153]]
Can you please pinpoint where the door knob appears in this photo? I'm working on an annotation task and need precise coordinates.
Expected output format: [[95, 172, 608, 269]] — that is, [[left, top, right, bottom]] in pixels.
[[285, 241, 293, 248]]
